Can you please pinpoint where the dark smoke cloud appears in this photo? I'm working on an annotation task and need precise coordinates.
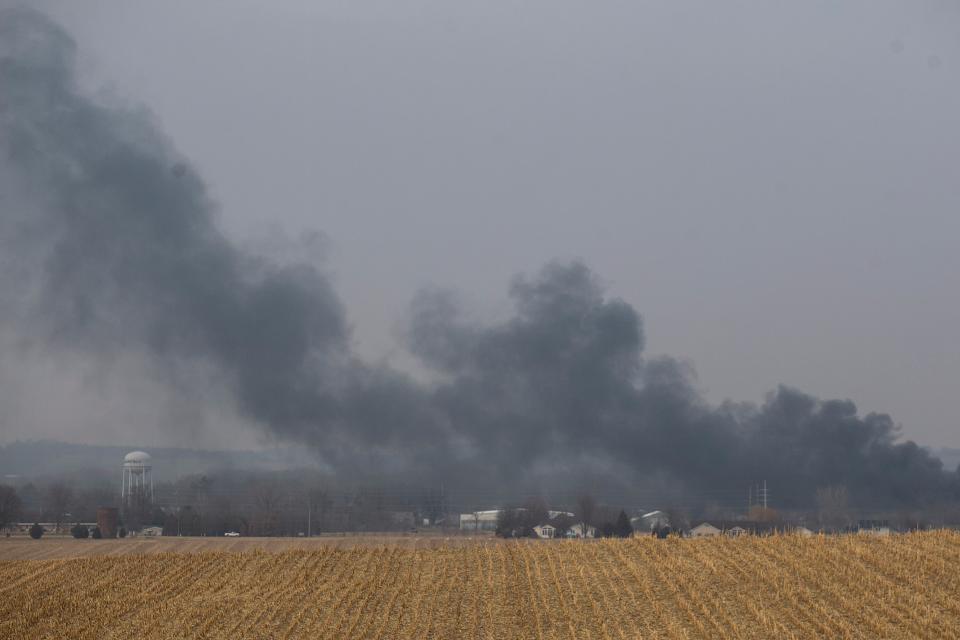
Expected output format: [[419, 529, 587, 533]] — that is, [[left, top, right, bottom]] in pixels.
[[411, 265, 956, 505], [0, 6, 442, 469], [0, 7, 955, 507]]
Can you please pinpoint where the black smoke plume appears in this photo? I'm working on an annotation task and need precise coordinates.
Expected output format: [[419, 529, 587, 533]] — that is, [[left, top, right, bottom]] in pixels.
[[1, 7, 955, 508]]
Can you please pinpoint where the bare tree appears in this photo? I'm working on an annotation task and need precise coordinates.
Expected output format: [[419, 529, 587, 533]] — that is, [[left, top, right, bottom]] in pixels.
[[0, 485, 22, 532], [496, 508, 521, 537], [816, 485, 851, 531], [747, 505, 781, 524], [308, 488, 332, 536], [253, 481, 282, 536], [208, 494, 240, 536], [576, 495, 597, 538], [522, 496, 549, 530], [45, 483, 73, 533]]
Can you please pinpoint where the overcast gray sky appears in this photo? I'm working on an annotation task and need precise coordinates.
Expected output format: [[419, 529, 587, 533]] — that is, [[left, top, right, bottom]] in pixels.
[[13, 0, 960, 448]]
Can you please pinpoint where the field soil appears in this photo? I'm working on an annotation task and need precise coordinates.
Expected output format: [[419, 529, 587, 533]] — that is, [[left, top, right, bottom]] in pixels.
[[2, 531, 959, 639]]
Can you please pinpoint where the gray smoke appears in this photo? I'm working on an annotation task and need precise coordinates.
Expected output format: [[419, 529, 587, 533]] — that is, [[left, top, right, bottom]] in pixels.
[[1, 7, 955, 507], [410, 264, 955, 505]]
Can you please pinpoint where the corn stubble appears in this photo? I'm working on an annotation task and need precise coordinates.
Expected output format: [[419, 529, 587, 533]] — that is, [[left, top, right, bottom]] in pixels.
[[2, 531, 959, 639]]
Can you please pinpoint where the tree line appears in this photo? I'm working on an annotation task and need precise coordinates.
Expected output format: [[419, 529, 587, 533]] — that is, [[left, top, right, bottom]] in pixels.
[[5, 477, 960, 539], [494, 496, 634, 538]]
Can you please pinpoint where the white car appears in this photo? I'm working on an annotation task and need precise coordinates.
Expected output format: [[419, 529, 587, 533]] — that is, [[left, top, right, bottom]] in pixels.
[[223, 531, 240, 537]]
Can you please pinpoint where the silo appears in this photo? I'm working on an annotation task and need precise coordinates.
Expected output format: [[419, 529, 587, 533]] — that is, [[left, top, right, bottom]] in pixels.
[[97, 507, 119, 539]]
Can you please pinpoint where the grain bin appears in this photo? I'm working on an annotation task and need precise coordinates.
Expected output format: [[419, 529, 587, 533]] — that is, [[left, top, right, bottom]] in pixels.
[[96, 507, 119, 539]]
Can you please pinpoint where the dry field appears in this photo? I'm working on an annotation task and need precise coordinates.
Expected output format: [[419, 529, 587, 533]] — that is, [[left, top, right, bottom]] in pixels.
[[0, 532, 482, 561], [2, 531, 959, 639]]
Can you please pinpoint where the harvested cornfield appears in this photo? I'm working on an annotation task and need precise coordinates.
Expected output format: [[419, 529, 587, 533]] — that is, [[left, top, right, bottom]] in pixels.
[[0, 533, 483, 561], [2, 531, 959, 639]]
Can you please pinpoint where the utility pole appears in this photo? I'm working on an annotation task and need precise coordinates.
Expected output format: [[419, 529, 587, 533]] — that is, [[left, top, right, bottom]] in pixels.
[[307, 498, 312, 538], [748, 482, 770, 512]]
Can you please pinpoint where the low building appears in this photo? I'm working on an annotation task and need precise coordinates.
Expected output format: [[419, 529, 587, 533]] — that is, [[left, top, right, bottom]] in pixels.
[[459, 510, 501, 532], [140, 526, 163, 537], [533, 524, 556, 539], [689, 523, 721, 538]]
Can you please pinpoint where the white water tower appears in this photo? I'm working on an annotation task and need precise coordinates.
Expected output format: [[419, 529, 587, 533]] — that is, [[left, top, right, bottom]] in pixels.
[[121, 451, 154, 507]]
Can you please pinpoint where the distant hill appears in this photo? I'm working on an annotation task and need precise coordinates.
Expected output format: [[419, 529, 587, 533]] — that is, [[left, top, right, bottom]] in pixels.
[[0, 440, 321, 482]]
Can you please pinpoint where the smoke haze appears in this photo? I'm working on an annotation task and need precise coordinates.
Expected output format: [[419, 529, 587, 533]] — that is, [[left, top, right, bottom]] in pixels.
[[0, 6, 956, 506]]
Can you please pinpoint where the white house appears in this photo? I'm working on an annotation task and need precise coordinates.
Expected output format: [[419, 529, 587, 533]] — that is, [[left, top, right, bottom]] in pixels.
[[533, 524, 556, 539], [725, 526, 748, 537], [689, 523, 721, 538], [794, 526, 815, 537], [140, 526, 164, 537], [568, 523, 597, 539]]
